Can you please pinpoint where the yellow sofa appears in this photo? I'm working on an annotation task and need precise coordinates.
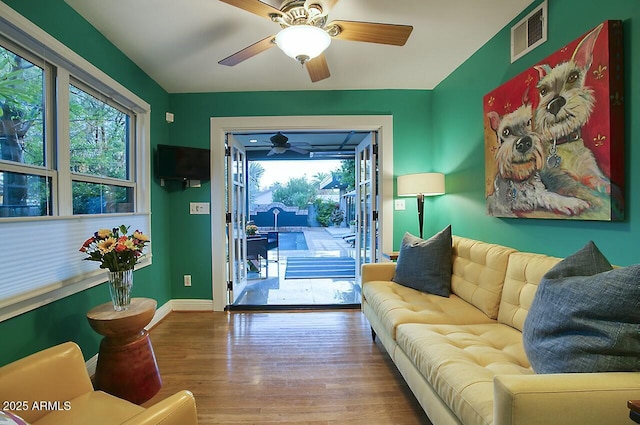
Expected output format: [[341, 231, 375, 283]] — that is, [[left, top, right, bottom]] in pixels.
[[0, 342, 198, 425], [362, 236, 639, 425]]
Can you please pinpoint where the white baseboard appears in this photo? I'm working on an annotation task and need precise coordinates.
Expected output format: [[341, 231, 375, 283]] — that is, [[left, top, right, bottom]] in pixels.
[[85, 298, 213, 375], [170, 299, 215, 311], [147, 299, 173, 329]]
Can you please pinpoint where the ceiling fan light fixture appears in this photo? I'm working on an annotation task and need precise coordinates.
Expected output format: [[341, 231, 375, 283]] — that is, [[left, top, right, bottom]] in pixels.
[[272, 146, 287, 154], [275, 25, 331, 64]]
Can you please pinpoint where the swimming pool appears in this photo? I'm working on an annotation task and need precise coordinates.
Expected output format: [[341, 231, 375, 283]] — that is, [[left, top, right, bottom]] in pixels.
[[277, 232, 308, 250]]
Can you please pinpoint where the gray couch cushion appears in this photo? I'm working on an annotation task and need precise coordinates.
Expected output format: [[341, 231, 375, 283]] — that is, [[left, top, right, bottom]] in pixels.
[[523, 241, 640, 373], [392, 226, 452, 297]]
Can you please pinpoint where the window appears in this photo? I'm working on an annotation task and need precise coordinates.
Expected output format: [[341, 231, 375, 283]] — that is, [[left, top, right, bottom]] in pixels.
[[0, 3, 151, 321], [0, 41, 51, 217], [69, 82, 135, 214]]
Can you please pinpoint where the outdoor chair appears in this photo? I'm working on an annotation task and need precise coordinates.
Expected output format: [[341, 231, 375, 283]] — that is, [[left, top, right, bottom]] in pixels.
[[342, 233, 356, 247], [247, 236, 269, 278]]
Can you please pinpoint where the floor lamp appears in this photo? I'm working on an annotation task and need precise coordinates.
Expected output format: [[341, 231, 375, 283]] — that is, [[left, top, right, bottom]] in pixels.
[[397, 173, 445, 239]]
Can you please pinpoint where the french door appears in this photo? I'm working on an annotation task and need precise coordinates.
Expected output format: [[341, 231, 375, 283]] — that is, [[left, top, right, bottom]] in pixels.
[[355, 132, 379, 281], [225, 136, 248, 304]]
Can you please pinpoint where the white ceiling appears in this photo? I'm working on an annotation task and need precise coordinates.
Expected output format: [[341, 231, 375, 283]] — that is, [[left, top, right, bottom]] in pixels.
[[64, 0, 534, 93]]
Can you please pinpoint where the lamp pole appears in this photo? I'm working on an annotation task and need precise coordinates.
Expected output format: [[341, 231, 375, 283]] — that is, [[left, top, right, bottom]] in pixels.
[[416, 193, 425, 239], [397, 172, 445, 240]]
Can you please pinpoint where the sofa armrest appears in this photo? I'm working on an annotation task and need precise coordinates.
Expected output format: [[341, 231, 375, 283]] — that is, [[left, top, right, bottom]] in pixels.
[[0, 342, 93, 422], [494, 372, 640, 425], [361, 263, 396, 283], [124, 391, 198, 425]]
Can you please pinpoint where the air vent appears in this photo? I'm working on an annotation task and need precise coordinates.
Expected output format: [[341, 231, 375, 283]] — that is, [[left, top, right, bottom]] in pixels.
[[511, 1, 547, 63]]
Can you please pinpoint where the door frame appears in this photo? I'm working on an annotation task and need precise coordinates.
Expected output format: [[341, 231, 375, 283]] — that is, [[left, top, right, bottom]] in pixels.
[[210, 115, 394, 312]]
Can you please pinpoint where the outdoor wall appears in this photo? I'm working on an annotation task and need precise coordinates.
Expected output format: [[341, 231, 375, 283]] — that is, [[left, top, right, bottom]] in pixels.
[[429, 0, 639, 265], [0, 0, 173, 366], [167, 90, 432, 300]]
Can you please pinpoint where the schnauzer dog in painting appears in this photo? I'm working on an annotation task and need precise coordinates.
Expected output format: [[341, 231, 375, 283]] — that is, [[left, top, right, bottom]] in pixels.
[[486, 102, 589, 217], [534, 23, 610, 194]]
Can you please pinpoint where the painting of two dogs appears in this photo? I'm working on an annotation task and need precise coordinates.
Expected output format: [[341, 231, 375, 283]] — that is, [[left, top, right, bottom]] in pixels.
[[484, 20, 624, 221]]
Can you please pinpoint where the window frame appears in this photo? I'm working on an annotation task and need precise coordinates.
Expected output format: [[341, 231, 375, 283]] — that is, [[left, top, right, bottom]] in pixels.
[[0, 2, 152, 322]]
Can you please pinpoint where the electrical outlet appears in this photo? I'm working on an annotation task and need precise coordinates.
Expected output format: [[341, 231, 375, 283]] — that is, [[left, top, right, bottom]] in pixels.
[[183, 275, 192, 287], [395, 199, 406, 210], [189, 202, 210, 215]]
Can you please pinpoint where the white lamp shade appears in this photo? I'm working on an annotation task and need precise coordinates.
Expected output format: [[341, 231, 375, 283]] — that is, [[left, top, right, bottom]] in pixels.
[[397, 173, 445, 196], [275, 25, 331, 62]]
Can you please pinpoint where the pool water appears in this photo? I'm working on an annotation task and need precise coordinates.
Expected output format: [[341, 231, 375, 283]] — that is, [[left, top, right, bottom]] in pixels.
[[277, 232, 308, 250]]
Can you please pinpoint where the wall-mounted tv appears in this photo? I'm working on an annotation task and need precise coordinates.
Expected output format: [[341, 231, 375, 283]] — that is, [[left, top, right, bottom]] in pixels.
[[156, 144, 211, 181]]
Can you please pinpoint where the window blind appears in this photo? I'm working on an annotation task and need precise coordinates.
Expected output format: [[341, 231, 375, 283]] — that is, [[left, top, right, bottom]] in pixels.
[[0, 214, 151, 321]]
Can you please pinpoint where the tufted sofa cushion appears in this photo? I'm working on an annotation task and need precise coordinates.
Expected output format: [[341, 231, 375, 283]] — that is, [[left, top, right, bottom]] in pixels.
[[396, 323, 533, 425], [451, 237, 516, 319], [362, 280, 495, 339], [497, 252, 561, 331]]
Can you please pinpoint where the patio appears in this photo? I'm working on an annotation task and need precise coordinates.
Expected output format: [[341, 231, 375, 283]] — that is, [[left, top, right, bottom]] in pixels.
[[234, 227, 360, 307]]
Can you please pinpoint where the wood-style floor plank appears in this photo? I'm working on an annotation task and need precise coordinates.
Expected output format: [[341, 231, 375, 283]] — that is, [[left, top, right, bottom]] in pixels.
[[144, 310, 432, 424]]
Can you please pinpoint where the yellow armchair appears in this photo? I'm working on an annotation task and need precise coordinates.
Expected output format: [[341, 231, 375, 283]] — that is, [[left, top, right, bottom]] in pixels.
[[0, 342, 198, 425]]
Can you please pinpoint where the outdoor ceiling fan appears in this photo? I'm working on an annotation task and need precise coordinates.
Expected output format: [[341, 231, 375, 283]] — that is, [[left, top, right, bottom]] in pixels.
[[218, 0, 413, 82], [267, 132, 309, 156]]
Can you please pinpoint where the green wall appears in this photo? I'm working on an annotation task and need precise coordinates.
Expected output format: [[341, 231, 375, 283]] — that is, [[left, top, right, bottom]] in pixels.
[[167, 90, 432, 299], [0, 0, 173, 366], [430, 0, 639, 265]]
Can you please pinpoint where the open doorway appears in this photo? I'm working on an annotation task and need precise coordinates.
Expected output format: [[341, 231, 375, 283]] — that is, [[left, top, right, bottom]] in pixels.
[[210, 116, 394, 312], [228, 130, 372, 308]]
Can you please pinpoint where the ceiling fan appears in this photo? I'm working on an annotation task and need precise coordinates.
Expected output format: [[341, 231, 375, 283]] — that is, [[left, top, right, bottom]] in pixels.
[[267, 132, 309, 156], [218, 0, 413, 82]]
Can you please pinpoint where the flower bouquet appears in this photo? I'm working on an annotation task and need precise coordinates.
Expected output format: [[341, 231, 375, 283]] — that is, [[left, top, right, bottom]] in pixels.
[[80, 225, 150, 311], [246, 224, 258, 236]]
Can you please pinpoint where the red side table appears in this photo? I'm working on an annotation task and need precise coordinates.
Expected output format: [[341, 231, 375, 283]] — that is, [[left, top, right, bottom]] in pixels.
[[87, 297, 162, 404]]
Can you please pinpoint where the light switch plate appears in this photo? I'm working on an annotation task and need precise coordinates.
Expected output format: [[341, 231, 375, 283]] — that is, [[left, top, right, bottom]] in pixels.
[[189, 202, 210, 215], [395, 199, 406, 210]]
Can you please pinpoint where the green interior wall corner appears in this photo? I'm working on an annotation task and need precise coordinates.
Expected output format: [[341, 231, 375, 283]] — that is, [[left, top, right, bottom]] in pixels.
[[430, 0, 640, 265]]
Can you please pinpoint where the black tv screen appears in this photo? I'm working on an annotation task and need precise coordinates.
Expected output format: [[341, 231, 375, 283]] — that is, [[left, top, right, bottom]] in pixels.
[[156, 144, 210, 181]]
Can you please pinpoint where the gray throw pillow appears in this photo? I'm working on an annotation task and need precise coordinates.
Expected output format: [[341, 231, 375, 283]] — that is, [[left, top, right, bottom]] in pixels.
[[391, 226, 452, 297], [523, 241, 640, 374]]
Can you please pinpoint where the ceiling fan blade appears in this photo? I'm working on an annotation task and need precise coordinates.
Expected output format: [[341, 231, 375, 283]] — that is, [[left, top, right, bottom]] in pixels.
[[219, 35, 276, 66], [267, 148, 277, 156], [304, 0, 339, 15], [306, 54, 330, 82], [218, 0, 282, 20], [327, 20, 413, 46], [290, 146, 310, 155]]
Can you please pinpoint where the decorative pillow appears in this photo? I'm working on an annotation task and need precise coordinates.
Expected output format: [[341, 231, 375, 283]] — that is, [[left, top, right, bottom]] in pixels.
[[0, 411, 30, 425], [523, 241, 640, 374], [391, 226, 452, 297]]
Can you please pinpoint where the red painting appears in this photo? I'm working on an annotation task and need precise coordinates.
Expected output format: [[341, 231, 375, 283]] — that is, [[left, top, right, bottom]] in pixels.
[[483, 20, 624, 221]]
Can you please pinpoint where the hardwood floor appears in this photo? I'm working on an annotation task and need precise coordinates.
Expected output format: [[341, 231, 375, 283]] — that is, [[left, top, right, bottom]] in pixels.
[[143, 310, 432, 424]]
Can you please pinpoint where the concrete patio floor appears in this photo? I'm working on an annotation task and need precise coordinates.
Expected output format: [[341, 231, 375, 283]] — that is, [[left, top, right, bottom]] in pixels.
[[233, 227, 361, 307]]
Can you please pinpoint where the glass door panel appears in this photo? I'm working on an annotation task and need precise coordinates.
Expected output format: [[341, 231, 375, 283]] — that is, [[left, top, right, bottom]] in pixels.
[[226, 137, 248, 304], [355, 134, 379, 281]]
